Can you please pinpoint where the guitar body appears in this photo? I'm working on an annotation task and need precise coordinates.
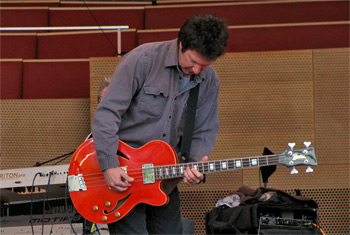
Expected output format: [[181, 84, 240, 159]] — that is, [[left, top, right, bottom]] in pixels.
[[68, 138, 178, 224]]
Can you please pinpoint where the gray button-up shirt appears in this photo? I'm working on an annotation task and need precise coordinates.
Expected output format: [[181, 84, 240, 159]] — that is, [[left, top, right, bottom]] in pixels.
[[92, 39, 219, 171]]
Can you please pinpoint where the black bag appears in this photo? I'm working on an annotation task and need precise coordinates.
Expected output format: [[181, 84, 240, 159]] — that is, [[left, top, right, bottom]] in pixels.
[[205, 187, 324, 235]]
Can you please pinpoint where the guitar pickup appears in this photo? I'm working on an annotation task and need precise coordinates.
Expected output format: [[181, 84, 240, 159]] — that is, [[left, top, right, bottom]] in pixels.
[[68, 174, 87, 192], [142, 164, 155, 184]]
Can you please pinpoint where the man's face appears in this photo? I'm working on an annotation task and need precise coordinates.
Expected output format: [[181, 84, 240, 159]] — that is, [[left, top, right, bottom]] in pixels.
[[178, 43, 214, 75]]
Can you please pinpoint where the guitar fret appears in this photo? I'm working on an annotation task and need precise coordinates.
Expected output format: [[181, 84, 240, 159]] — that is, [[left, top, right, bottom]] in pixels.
[[235, 159, 242, 168], [259, 156, 267, 166], [193, 163, 198, 171], [215, 161, 221, 171], [243, 158, 250, 168], [251, 158, 258, 166], [203, 162, 209, 173], [159, 167, 163, 178], [209, 162, 215, 172], [155, 167, 158, 179], [199, 162, 204, 174], [221, 160, 228, 170], [258, 157, 262, 166], [228, 159, 235, 170]]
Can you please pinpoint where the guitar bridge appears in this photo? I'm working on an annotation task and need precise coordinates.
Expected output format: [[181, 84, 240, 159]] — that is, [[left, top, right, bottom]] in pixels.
[[142, 164, 155, 184], [68, 174, 87, 191]]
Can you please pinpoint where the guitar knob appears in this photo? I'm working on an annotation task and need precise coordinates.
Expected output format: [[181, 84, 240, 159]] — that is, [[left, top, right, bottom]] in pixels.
[[290, 167, 298, 175], [306, 166, 314, 173], [288, 143, 296, 150]]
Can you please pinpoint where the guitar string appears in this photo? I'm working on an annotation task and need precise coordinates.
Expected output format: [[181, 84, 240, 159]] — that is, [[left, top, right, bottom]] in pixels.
[[81, 155, 308, 189], [77, 158, 283, 188], [77, 154, 284, 178], [81, 159, 282, 188], [80, 159, 281, 180]]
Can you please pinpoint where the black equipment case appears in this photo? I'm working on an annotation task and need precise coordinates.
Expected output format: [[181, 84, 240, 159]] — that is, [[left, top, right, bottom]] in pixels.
[[205, 186, 325, 235]]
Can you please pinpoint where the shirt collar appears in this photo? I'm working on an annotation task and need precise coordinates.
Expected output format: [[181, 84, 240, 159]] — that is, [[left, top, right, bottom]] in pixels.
[[164, 39, 179, 68]]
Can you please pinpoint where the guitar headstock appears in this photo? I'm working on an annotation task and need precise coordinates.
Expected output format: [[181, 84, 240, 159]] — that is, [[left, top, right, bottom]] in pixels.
[[278, 142, 318, 174]]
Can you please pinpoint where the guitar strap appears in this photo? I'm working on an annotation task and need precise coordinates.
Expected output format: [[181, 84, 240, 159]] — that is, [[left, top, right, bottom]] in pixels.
[[179, 77, 200, 164]]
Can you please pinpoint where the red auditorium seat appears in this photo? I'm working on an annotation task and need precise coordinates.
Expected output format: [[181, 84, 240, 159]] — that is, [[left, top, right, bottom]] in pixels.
[[137, 29, 178, 46], [137, 22, 350, 52], [144, 1, 349, 29], [59, 1, 152, 7], [155, 0, 260, 4], [37, 29, 137, 59], [0, 0, 59, 7], [0, 59, 23, 99], [226, 22, 350, 53], [49, 7, 145, 30], [22, 59, 90, 99], [0, 7, 49, 29], [0, 33, 37, 59]]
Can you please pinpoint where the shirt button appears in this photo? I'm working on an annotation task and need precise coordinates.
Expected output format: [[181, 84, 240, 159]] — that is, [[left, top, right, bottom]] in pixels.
[[162, 133, 166, 137], [169, 115, 172, 119]]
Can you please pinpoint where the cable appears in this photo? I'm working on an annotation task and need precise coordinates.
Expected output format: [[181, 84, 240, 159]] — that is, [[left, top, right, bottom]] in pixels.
[[52, 151, 75, 165], [30, 172, 42, 235], [82, 0, 120, 56], [34, 150, 75, 167], [41, 171, 53, 235], [65, 175, 78, 235]]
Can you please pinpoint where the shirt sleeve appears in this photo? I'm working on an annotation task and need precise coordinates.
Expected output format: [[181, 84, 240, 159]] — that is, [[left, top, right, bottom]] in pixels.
[[92, 50, 147, 171]]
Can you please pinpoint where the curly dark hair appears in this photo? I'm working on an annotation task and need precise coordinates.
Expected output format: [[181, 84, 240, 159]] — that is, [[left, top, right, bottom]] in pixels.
[[178, 14, 229, 61]]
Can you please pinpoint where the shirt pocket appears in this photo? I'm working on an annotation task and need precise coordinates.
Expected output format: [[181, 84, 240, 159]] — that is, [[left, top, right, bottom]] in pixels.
[[139, 86, 168, 118]]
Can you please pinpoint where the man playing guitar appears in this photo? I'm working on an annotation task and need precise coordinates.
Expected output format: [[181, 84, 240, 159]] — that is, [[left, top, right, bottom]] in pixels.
[[91, 14, 229, 234]]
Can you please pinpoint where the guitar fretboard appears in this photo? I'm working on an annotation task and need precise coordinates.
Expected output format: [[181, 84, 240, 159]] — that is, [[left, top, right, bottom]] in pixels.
[[154, 155, 278, 180]]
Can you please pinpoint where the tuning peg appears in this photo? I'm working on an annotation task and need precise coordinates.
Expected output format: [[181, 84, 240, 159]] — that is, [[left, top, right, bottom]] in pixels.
[[306, 166, 314, 173], [288, 143, 296, 150], [304, 142, 311, 148], [290, 167, 298, 174]]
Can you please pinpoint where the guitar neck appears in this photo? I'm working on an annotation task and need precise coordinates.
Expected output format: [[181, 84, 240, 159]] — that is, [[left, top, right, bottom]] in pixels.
[[153, 155, 278, 180]]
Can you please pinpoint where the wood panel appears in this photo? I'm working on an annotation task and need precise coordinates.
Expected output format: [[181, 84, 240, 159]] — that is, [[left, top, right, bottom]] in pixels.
[[0, 99, 90, 169]]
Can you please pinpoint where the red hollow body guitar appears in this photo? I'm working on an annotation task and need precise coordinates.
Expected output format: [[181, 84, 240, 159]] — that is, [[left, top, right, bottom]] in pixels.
[[68, 138, 317, 224]]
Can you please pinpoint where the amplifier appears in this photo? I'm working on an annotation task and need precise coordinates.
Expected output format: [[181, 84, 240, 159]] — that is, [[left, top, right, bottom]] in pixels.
[[259, 216, 315, 227]]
